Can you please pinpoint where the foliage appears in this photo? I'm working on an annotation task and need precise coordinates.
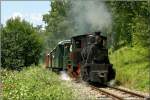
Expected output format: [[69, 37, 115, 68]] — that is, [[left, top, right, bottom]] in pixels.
[[2, 66, 76, 100], [43, 0, 72, 50], [109, 46, 149, 92], [108, 1, 150, 92], [107, 1, 150, 49], [1, 17, 43, 69]]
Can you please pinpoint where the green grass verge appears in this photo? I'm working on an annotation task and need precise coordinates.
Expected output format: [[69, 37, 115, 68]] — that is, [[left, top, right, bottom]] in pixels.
[[109, 46, 149, 92], [1, 66, 77, 100]]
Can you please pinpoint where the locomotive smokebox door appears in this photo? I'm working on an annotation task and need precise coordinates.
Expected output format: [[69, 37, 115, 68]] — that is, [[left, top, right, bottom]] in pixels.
[[88, 64, 108, 83]]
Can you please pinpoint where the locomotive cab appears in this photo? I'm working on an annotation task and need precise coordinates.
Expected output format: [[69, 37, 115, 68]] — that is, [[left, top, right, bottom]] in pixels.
[[70, 35, 88, 78]]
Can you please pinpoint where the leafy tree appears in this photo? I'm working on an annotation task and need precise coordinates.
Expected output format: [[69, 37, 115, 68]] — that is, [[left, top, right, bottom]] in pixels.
[[1, 17, 43, 70], [108, 1, 150, 49], [43, 0, 72, 50]]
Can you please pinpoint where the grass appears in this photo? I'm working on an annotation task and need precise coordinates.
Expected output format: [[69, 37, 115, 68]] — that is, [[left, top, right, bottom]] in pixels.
[[1, 66, 78, 100], [109, 46, 149, 92]]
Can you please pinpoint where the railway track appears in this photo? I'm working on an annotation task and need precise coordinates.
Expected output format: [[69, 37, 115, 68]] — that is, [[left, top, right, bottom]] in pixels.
[[90, 85, 148, 100]]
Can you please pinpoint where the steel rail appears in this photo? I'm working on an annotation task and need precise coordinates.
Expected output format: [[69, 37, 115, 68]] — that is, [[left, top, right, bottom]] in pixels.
[[90, 85, 123, 100], [107, 86, 146, 98], [90, 85, 146, 100]]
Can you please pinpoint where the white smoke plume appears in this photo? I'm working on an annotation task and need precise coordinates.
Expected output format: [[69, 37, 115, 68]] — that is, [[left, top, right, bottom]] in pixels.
[[60, 71, 71, 81], [69, 0, 112, 35]]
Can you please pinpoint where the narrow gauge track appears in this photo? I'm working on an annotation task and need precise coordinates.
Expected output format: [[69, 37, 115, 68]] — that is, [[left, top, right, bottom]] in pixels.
[[90, 85, 147, 100]]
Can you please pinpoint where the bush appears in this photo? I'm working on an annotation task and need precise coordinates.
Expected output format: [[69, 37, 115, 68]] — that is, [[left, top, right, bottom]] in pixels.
[[2, 66, 76, 100], [1, 17, 43, 69]]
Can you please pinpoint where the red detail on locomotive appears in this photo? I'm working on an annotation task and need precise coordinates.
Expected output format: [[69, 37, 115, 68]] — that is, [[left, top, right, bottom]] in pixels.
[[45, 53, 50, 68], [70, 52, 74, 60], [76, 63, 80, 75]]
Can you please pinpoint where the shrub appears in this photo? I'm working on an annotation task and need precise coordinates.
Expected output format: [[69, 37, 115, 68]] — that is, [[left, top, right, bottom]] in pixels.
[[1, 17, 43, 69], [2, 66, 76, 100]]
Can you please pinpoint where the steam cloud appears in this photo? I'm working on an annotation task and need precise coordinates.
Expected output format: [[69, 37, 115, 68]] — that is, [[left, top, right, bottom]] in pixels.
[[60, 71, 71, 81], [69, 0, 112, 35]]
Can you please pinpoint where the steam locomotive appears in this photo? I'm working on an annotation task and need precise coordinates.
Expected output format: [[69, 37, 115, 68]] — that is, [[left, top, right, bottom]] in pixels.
[[45, 32, 115, 84]]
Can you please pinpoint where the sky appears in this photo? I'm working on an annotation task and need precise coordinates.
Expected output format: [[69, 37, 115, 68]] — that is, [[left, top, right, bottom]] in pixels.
[[1, 1, 51, 29]]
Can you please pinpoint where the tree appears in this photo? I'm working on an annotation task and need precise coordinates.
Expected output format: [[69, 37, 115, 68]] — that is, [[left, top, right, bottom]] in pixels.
[[1, 17, 43, 70], [43, 0, 72, 50], [108, 1, 150, 49]]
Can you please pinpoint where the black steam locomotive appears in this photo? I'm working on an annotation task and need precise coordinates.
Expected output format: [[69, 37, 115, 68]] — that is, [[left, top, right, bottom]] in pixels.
[[46, 32, 115, 84]]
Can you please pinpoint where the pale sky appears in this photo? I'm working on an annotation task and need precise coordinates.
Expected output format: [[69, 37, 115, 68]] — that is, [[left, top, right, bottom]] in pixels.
[[1, 1, 51, 28]]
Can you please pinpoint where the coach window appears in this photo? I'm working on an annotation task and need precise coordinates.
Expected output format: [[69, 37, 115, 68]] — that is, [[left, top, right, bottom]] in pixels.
[[70, 45, 72, 52]]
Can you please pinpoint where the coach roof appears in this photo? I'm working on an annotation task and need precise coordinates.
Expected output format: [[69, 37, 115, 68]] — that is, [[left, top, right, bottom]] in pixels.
[[58, 40, 71, 45]]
